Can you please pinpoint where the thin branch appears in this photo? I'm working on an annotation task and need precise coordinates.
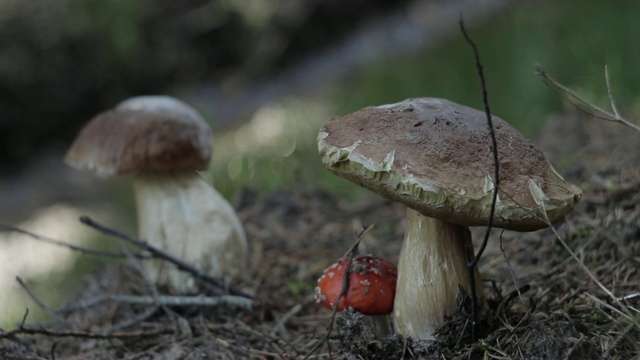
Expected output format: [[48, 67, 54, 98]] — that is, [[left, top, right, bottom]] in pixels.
[[111, 241, 171, 331], [604, 65, 621, 119], [270, 302, 304, 337], [534, 64, 640, 133], [460, 14, 499, 343], [15, 277, 58, 321], [535, 64, 617, 121], [78, 216, 253, 299], [304, 225, 373, 360], [1, 325, 171, 340], [583, 293, 633, 323], [57, 293, 253, 312], [342, 224, 373, 258], [105, 306, 159, 333], [115, 235, 177, 331], [459, 17, 500, 270], [498, 229, 524, 304], [120, 241, 157, 295], [0, 223, 141, 258], [615, 292, 640, 303]]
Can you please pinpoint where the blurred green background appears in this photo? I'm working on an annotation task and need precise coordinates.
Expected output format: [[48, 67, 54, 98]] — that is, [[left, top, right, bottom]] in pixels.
[[1, 0, 639, 193], [1, 0, 639, 327], [205, 0, 640, 198]]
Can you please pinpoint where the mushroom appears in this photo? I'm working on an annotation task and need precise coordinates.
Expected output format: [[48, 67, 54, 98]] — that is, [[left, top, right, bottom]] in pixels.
[[315, 255, 397, 335], [317, 98, 582, 340], [65, 95, 247, 292]]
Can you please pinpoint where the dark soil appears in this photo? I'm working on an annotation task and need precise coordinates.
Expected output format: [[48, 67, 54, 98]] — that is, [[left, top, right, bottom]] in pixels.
[[1, 114, 639, 359]]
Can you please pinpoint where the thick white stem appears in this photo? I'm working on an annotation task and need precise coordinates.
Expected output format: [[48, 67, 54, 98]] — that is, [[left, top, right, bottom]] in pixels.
[[394, 208, 484, 340], [133, 172, 247, 292]]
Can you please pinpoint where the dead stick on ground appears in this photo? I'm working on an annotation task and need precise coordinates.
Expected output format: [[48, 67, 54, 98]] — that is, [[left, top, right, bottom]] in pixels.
[[107, 306, 160, 333], [0, 308, 169, 340], [15, 277, 62, 323], [112, 238, 169, 331], [58, 294, 253, 312], [1, 325, 171, 340], [78, 216, 252, 299], [0, 223, 143, 258], [270, 302, 304, 337]]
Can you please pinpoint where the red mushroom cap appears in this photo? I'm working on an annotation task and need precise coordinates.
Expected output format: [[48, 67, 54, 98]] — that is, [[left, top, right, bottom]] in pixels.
[[315, 255, 397, 315]]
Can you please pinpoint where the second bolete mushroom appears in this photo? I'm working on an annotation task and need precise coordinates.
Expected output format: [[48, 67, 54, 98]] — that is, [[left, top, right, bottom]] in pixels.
[[318, 98, 581, 339], [65, 95, 247, 292]]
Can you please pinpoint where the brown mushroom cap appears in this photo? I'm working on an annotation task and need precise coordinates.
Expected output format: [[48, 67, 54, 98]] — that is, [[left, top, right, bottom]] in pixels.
[[65, 96, 212, 177], [318, 98, 582, 231]]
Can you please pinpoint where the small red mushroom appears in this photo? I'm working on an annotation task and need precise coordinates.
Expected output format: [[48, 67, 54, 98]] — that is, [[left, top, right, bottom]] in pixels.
[[315, 255, 397, 335]]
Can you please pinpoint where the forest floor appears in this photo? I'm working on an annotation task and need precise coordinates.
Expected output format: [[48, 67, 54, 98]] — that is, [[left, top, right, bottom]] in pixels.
[[0, 112, 638, 359]]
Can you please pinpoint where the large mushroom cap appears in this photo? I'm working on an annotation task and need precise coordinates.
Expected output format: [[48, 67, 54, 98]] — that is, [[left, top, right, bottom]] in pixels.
[[318, 98, 582, 231], [65, 95, 212, 177]]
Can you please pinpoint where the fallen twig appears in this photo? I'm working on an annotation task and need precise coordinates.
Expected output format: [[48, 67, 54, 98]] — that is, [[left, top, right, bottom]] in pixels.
[[270, 302, 304, 337], [105, 306, 160, 333], [113, 234, 170, 331], [79, 216, 253, 299], [57, 293, 253, 313], [0, 223, 142, 258], [0, 307, 170, 340], [15, 277, 59, 322], [615, 292, 640, 303], [1, 325, 171, 340]]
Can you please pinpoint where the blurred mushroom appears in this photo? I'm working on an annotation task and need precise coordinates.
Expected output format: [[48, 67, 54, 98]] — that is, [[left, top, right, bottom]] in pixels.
[[318, 98, 581, 339], [65, 95, 247, 292], [315, 255, 397, 336]]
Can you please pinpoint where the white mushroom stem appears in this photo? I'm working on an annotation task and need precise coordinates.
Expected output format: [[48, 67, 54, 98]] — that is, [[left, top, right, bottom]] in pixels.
[[133, 172, 247, 292], [394, 208, 484, 340]]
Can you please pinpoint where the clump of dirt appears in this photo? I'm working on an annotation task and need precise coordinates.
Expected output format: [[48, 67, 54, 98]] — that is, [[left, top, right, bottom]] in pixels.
[[514, 320, 596, 360], [335, 309, 408, 360], [1, 117, 639, 359]]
